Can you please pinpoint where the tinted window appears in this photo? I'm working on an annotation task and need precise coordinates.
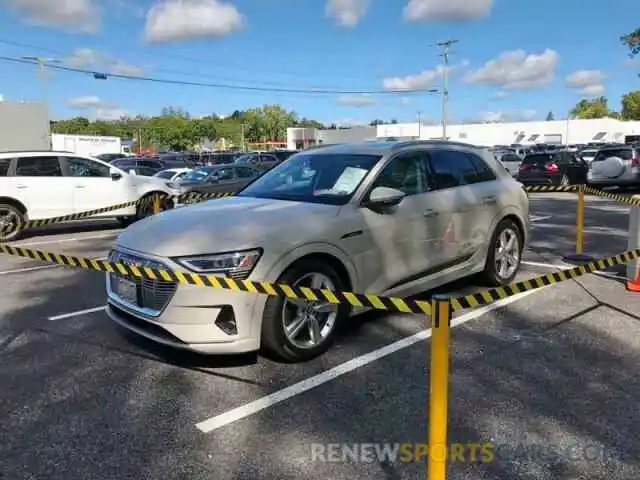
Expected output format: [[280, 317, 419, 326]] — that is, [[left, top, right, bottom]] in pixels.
[[213, 167, 234, 181], [140, 160, 163, 169], [135, 167, 157, 176], [522, 154, 553, 165], [260, 155, 278, 163], [0, 158, 12, 176], [371, 152, 428, 196], [15, 156, 62, 177], [155, 170, 176, 180], [593, 148, 633, 162], [65, 157, 110, 177], [466, 153, 497, 182], [236, 166, 257, 178], [428, 150, 486, 188]]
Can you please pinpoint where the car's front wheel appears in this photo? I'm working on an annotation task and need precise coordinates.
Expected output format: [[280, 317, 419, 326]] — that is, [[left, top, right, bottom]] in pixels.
[[482, 218, 523, 286], [261, 259, 350, 362], [0, 203, 25, 242]]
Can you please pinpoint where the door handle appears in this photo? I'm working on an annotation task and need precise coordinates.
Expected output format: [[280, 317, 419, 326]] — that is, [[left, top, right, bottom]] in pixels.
[[423, 209, 439, 218], [75, 185, 86, 189], [482, 196, 497, 204], [16, 185, 27, 189]]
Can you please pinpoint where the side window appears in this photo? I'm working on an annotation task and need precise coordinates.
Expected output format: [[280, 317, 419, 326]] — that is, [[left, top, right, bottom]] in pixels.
[[0, 158, 12, 176], [236, 167, 256, 178], [427, 151, 464, 189], [555, 153, 569, 164], [371, 152, 428, 196], [15, 156, 62, 177], [466, 153, 497, 182], [65, 157, 110, 178], [216, 167, 235, 181]]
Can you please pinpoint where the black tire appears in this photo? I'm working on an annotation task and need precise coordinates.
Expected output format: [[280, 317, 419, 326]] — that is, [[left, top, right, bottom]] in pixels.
[[0, 203, 26, 242], [117, 216, 135, 228], [481, 218, 523, 286], [260, 259, 350, 362]]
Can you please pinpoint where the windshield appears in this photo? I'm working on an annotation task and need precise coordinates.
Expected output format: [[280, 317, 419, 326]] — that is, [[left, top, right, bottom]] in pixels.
[[594, 148, 633, 161], [236, 153, 381, 205], [155, 170, 176, 179], [181, 167, 213, 182], [522, 154, 553, 164]]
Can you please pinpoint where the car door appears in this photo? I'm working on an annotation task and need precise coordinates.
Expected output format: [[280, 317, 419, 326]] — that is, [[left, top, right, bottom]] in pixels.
[[425, 149, 494, 264], [565, 152, 588, 183], [234, 166, 260, 191], [357, 150, 441, 293], [62, 156, 133, 214], [13, 156, 74, 219], [196, 166, 237, 194]]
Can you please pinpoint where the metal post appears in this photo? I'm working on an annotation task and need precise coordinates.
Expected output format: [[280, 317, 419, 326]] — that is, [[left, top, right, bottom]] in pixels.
[[153, 194, 161, 215], [627, 195, 640, 291], [428, 295, 452, 480], [437, 40, 458, 140]]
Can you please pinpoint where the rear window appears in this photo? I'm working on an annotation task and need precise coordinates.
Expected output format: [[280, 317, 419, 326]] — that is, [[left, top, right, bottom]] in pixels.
[[522, 154, 553, 164], [593, 149, 633, 162]]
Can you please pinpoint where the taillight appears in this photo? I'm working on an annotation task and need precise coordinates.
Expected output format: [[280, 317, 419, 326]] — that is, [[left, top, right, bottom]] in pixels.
[[545, 163, 559, 172], [519, 164, 528, 172], [632, 151, 640, 167]]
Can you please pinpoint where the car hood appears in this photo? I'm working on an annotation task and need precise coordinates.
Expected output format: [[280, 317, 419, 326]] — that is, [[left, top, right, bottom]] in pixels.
[[115, 196, 341, 257]]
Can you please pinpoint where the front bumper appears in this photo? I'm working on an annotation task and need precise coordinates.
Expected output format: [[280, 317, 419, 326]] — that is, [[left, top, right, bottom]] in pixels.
[[106, 249, 268, 354]]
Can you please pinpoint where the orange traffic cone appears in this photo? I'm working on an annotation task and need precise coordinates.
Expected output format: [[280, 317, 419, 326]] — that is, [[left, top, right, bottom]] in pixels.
[[627, 268, 640, 292]]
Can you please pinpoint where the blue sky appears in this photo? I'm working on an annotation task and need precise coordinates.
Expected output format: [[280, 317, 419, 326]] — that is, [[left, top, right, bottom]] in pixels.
[[0, 0, 637, 126]]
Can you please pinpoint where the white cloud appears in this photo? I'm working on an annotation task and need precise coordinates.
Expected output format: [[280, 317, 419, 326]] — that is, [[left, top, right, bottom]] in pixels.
[[337, 94, 375, 107], [493, 90, 508, 100], [334, 118, 365, 127], [474, 110, 537, 123], [404, 0, 493, 21], [565, 69, 605, 97], [624, 58, 640, 67], [326, 0, 369, 26], [464, 49, 560, 90], [6, 0, 100, 32], [68, 95, 105, 108], [65, 48, 144, 76], [96, 108, 128, 120], [144, 0, 244, 43], [382, 65, 445, 90], [400, 96, 411, 106]]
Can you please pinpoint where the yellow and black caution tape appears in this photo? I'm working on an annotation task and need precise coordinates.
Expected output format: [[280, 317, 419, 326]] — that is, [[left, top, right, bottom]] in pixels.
[[1, 244, 639, 316], [522, 185, 578, 193], [584, 186, 640, 207], [449, 249, 640, 311], [0, 191, 235, 237], [0, 244, 433, 315]]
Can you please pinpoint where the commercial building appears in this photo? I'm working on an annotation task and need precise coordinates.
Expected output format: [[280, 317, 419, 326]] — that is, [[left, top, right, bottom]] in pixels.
[[0, 101, 50, 151], [287, 118, 640, 149]]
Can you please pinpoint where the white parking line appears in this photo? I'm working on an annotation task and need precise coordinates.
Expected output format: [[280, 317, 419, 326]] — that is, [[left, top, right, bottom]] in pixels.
[[0, 256, 107, 276], [195, 288, 543, 433], [15, 231, 121, 248], [530, 215, 552, 223], [48, 306, 106, 321]]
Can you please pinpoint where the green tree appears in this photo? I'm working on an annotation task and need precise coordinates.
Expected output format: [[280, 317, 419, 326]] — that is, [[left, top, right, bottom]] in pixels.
[[545, 111, 555, 121], [622, 28, 640, 57], [369, 119, 384, 126], [569, 97, 611, 119], [621, 90, 640, 120]]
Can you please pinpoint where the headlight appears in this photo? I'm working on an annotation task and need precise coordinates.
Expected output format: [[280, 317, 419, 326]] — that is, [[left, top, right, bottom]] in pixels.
[[172, 249, 262, 279]]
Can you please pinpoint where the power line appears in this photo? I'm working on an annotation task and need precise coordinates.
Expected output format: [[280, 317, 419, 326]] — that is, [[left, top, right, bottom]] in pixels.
[[0, 55, 440, 96]]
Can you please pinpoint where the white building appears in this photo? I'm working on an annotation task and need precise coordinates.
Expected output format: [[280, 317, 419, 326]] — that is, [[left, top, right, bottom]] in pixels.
[[287, 118, 640, 149]]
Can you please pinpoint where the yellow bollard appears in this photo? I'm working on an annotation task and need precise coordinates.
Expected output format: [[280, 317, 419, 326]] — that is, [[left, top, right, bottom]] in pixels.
[[428, 295, 452, 480], [563, 184, 593, 263], [153, 194, 161, 215], [575, 184, 585, 255]]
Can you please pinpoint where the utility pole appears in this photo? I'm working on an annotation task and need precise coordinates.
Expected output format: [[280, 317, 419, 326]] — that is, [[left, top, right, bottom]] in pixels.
[[436, 40, 458, 140], [417, 111, 422, 139], [240, 123, 246, 152]]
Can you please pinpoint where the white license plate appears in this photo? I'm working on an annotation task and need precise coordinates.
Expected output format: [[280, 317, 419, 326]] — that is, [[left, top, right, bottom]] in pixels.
[[115, 276, 138, 304]]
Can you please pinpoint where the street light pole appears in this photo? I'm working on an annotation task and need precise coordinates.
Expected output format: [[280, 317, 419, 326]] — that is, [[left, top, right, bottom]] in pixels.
[[436, 40, 458, 140]]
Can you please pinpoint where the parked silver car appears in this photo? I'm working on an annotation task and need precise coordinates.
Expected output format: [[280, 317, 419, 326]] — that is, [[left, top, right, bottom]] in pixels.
[[587, 145, 640, 187], [105, 140, 529, 362]]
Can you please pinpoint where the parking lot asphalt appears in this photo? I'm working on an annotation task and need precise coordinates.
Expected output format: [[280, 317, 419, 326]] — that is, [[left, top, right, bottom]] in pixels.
[[1, 192, 640, 480]]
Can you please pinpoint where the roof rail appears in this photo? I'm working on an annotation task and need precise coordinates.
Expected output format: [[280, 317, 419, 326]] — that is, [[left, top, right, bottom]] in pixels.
[[390, 139, 480, 150]]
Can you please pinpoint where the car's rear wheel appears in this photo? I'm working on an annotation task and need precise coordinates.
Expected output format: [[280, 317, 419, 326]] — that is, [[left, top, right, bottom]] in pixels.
[[261, 259, 350, 362], [0, 203, 25, 242], [482, 218, 523, 286]]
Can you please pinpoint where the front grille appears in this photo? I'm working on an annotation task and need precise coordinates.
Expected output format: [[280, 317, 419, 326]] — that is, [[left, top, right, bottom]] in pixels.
[[108, 250, 177, 315]]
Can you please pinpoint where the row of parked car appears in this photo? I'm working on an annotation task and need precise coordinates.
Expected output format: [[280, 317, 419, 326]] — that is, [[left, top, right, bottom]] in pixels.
[[490, 143, 640, 188]]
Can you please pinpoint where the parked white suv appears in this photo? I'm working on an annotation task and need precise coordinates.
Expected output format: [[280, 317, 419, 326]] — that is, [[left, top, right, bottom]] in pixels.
[[106, 141, 529, 362], [0, 151, 180, 241]]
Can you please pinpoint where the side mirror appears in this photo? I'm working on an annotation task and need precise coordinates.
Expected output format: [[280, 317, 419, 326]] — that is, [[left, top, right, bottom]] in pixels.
[[109, 168, 122, 181], [363, 186, 406, 209]]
